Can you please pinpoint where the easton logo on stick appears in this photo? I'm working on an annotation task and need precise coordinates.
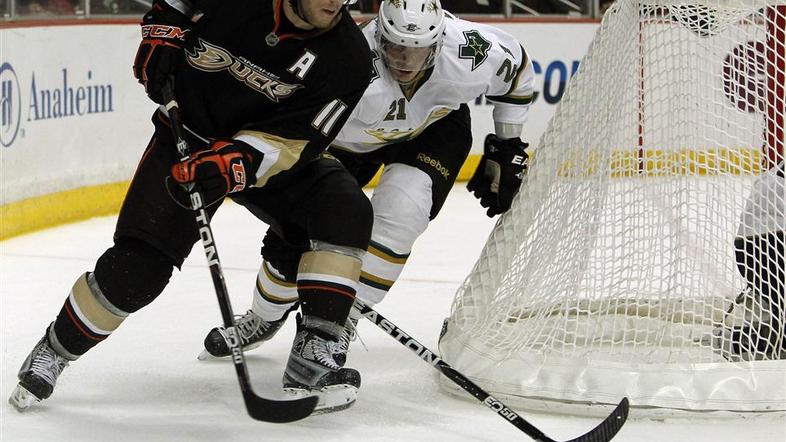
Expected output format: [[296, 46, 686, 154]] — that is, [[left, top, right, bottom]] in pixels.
[[360, 309, 442, 366]]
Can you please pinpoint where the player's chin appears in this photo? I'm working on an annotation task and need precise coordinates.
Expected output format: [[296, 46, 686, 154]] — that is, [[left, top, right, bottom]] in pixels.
[[317, 8, 339, 23], [391, 68, 417, 82], [306, 10, 337, 28]]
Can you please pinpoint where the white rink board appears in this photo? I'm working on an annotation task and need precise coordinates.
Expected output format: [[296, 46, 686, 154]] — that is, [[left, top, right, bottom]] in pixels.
[[0, 21, 598, 205], [0, 25, 156, 204]]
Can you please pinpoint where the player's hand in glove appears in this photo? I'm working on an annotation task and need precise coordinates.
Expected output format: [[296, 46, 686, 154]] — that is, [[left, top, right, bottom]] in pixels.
[[166, 140, 261, 209], [467, 134, 528, 217], [133, 2, 193, 104]]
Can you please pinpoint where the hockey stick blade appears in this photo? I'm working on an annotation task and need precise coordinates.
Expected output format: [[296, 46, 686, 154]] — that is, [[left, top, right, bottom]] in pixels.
[[162, 82, 318, 423], [239, 375, 319, 423], [244, 391, 318, 423], [230, 336, 318, 423], [356, 302, 629, 441], [562, 397, 628, 442]]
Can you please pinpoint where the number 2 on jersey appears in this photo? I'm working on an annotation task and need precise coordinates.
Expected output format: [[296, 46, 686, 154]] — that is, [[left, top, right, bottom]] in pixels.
[[497, 59, 518, 83]]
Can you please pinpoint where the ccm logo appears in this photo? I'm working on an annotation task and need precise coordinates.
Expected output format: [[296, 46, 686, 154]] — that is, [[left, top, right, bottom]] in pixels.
[[142, 24, 189, 40]]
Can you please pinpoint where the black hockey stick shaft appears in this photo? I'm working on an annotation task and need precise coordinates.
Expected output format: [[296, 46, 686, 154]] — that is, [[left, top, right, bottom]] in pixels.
[[355, 301, 629, 442], [161, 82, 317, 423]]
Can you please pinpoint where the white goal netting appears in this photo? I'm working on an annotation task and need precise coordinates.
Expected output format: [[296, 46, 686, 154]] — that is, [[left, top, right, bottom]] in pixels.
[[439, 0, 785, 414]]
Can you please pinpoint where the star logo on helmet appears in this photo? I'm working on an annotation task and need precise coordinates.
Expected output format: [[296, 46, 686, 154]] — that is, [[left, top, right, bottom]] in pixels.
[[405, 23, 420, 32], [427, 0, 438, 12]]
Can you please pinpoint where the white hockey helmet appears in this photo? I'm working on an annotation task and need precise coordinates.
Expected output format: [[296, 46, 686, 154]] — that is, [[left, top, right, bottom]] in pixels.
[[376, 0, 446, 73]]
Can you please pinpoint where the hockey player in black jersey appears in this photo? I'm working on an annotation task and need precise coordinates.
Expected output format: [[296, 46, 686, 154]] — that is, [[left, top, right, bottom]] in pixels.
[[10, 0, 374, 414], [199, 0, 533, 395]]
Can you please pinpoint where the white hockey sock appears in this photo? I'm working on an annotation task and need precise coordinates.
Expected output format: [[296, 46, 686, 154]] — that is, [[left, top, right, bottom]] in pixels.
[[251, 261, 299, 322]]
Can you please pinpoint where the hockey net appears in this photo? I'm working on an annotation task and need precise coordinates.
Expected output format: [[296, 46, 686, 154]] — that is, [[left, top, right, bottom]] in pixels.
[[439, 0, 785, 414]]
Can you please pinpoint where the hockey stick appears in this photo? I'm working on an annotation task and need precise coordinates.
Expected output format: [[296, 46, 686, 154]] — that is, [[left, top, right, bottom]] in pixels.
[[355, 301, 629, 442], [161, 82, 318, 423]]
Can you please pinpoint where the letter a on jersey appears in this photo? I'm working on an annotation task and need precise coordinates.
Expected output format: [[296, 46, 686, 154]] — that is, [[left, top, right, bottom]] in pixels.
[[288, 50, 317, 80], [459, 30, 491, 71]]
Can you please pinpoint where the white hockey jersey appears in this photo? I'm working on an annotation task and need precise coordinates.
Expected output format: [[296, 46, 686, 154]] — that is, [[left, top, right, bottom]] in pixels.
[[331, 13, 535, 153]]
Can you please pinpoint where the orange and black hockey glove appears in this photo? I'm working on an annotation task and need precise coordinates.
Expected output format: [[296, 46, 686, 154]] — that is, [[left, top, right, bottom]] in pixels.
[[133, 1, 193, 104], [467, 134, 528, 217], [167, 140, 261, 209]]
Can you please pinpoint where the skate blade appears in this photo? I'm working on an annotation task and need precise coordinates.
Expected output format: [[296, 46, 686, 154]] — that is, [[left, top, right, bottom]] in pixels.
[[283, 384, 358, 415], [8, 384, 42, 412], [197, 349, 218, 361]]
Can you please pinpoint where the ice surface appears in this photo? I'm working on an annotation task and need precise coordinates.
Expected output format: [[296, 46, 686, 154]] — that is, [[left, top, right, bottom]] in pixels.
[[1, 186, 783, 441]]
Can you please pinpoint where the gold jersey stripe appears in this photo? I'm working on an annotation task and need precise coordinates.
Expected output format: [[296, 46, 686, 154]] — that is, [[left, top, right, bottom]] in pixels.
[[367, 245, 408, 265], [359, 271, 395, 290], [256, 278, 299, 304], [235, 130, 309, 188]]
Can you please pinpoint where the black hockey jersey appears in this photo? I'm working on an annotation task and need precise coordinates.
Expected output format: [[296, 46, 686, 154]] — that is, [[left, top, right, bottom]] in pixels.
[[163, 0, 373, 187]]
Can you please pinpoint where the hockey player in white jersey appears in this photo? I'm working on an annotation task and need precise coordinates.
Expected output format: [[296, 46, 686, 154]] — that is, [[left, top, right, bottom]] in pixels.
[[200, 0, 536, 399]]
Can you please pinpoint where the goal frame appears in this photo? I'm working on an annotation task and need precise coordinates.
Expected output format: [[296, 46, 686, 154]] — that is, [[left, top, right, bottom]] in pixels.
[[439, 0, 786, 416]]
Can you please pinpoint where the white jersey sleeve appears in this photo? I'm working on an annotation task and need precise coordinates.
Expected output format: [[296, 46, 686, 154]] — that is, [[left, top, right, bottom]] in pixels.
[[445, 16, 536, 129]]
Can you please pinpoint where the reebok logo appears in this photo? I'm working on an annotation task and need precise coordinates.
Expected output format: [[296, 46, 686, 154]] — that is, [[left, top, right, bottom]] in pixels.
[[416, 152, 450, 179]]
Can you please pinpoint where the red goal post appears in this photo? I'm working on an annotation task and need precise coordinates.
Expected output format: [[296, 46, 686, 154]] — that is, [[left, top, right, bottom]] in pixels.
[[766, 5, 785, 168]]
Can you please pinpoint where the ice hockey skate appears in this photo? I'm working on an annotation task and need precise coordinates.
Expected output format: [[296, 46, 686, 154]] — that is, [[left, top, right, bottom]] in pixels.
[[282, 314, 361, 414], [9, 328, 71, 411], [331, 311, 361, 367], [199, 310, 289, 360]]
